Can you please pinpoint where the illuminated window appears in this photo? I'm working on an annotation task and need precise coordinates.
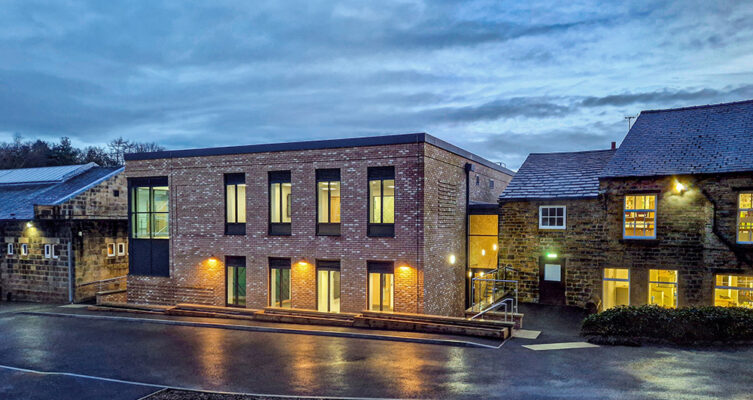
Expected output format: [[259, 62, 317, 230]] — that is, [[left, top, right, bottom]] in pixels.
[[225, 173, 246, 235], [316, 169, 341, 236], [469, 214, 498, 269], [738, 193, 753, 244], [715, 275, 753, 308], [269, 171, 292, 235], [107, 243, 116, 257], [269, 258, 291, 308], [648, 269, 677, 308], [624, 195, 656, 238], [130, 179, 169, 239], [317, 260, 341, 313], [368, 261, 394, 312], [539, 206, 566, 229], [368, 167, 395, 237], [226, 256, 246, 307], [603, 268, 629, 310]]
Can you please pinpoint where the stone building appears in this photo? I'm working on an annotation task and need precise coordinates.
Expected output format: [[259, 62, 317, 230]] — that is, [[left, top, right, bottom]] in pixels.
[[124, 133, 513, 316], [500, 99, 753, 310], [0, 163, 128, 303]]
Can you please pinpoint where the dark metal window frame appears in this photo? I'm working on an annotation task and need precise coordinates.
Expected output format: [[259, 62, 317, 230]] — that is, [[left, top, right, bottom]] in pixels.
[[316, 259, 341, 312], [129, 177, 170, 240], [225, 256, 246, 307], [316, 169, 341, 236], [269, 257, 292, 307], [224, 173, 246, 235], [367, 166, 395, 237], [128, 176, 170, 277], [367, 261, 394, 312], [268, 171, 292, 236]]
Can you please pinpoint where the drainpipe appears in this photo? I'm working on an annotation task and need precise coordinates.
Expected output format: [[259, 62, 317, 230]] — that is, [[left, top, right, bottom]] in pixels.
[[464, 163, 474, 308], [699, 183, 751, 266], [67, 240, 74, 303]]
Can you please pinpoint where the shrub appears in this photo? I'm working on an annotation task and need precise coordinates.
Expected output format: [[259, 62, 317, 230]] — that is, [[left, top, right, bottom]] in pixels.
[[581, 305, 753, 345]]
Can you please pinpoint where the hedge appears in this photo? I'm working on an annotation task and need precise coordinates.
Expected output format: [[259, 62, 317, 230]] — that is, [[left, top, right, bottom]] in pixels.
[[581, 305, 753, 346]]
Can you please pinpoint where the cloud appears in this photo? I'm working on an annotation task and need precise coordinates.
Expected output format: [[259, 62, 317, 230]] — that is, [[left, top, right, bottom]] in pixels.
[[580, 85, 753, 108]]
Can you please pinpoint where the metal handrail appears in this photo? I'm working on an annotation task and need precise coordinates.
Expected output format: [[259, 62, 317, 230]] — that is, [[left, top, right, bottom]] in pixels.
[[469, 277, 518, 321]]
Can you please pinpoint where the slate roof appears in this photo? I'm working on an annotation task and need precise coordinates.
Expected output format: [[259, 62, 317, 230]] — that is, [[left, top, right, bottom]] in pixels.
[[500, 149, 616, 200], [0, 164, 123, 220], [602, 99, 753, 178]]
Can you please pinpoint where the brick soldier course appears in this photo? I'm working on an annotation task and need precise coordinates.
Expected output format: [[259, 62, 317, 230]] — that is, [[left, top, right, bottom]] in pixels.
[[125, 133, 512, 316]]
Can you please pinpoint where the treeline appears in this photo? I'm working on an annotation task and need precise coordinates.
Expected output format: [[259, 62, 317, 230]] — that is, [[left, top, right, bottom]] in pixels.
[[0, 135, 164, 169]]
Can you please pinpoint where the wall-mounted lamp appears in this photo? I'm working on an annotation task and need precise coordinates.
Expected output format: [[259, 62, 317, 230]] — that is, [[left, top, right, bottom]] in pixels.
[[546, 252, 558, 259], [674, 181, 687, 194], [26, 222, 32, 228], [492, 243, 498, 251], [207, 256, 218, 267], [481, 249, 486, 256], [449, 254, 456, 265]]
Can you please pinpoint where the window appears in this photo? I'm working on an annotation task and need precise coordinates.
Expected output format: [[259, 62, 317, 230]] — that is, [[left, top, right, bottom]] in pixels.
[[316, 169, 341, 236], [20, 243, 28, 256], [624, 194, 656, 238], [107, 243, 116, 257], [469, 214, 498, 269], [539, 206, 566, 229], [224, 173, 246, 235], [368, 167, 395, 237], [269, 171, 292, 235], [368, 261, 394, 312], [226, 256, 246, 307], [649, 269, 677, 308], [715, 275, 753, 308], [269, 258, 291, 308], [317, 260, 341, 312], [490, 179, 494, 189], [475, 175, 480, 186], [117, 243, 126, 256], [603, 268, 629, 310], [130, 179, 169, 239], [738, 193, 753, 244], [44, 244, 52, 259], [7, 243, 13, 255]]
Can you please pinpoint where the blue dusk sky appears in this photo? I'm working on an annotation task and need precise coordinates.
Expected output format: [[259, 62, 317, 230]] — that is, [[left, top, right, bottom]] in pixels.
[[1, 1, 753, 170]]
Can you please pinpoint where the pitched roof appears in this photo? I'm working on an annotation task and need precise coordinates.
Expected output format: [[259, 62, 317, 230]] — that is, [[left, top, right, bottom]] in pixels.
[[500, 149, 616, 200], [602, 99, 753, 178], [0, 164, 123, 220]]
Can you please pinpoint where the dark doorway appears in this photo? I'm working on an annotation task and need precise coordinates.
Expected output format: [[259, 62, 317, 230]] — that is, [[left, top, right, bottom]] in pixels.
[[539, 258, 566, 305], [226, 256, 246, 307]]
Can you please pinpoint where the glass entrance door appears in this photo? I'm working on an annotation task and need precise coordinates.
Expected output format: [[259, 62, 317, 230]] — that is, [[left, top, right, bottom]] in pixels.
[[368, 272, 394, 312], [270, 267, 291, 308], [226, 257, 246, 307], [317, 269, 341, 312]]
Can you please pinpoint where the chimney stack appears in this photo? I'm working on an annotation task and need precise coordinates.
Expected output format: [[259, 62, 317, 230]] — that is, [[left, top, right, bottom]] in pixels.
[[611, 141, 617, 150]]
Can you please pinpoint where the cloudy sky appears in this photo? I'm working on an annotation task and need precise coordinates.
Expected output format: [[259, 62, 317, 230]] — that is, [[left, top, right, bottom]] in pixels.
[[2, 1, 753, 170]]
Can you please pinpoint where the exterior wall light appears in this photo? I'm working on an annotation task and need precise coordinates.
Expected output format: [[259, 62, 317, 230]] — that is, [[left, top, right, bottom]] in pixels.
[[492, 243, 498, 251], [481, 249, 486, 256], [207, 256, 218, 267], [674, 181, 687, 194], [546, 252, 558, 259], [449, 254, 456, 265], [26, 222, 32, 228]]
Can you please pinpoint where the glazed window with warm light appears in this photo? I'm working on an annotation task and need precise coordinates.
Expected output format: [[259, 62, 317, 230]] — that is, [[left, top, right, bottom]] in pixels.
[[368, 261, 394, 312], [317, 260, 341, 313], [603, 268, 629, 310], [624, 194, 656, 238], [715, 275, 753, 308], [269, 171, 292, 235], [225, 173, 246, 235], [316, 169, 341, 236], [469, 214, 498, 269], [368, 167, 395, 237], [130, 183, 169, 239], [648, 269, 677, 308], [738, 193, 753, 244]]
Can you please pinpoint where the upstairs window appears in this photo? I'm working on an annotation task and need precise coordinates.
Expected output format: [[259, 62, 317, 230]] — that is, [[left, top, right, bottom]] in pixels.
[[539, 206, 566, 230], [20, 243, 28, 256], [44, 244, 58, 259], [624, 194, 656, 239], [225, 173, 246, 235], [738, 193, 753, 244], [368, 166, 395, 237], [316, 169, 341, 236], [7, 243, 13, 255], [269, 171, 292, 235], [130, 178, 169, 239]]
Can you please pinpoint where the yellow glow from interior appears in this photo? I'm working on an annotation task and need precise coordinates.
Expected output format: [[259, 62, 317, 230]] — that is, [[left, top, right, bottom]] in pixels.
[[448, 254, 456, 264], [481, 249, 486, 256], [492, 243, 498, 251]]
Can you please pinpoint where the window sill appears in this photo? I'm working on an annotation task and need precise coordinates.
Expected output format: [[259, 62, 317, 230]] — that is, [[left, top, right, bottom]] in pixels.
[[619, 238, 659, 246], [539, 227, 566, 230]]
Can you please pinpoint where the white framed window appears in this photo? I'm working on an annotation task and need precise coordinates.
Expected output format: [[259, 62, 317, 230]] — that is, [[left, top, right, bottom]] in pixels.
[[738, 192, 753, 244], [7, 243, 13, 255], [44, 244, 52, 259], [107, 243, 116, 257], [20, 243, 28, 256], [117, 243, 126, 256], [624, 194, 656, 239], [539, 206, 566, 229]]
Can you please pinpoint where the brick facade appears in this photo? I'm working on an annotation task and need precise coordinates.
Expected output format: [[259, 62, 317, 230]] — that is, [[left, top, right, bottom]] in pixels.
[[500, 173, 753, 309], [125, 139, 511, 316]]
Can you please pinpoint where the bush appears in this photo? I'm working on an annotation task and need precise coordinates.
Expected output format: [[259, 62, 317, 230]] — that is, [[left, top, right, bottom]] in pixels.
[[581, 305, 753, 345]]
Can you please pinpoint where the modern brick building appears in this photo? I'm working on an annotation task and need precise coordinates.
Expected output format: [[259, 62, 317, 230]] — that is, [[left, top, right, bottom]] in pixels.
[[500, 100, 753, 310], [0, 163, 128, 303], [124, 133, 513, 316]]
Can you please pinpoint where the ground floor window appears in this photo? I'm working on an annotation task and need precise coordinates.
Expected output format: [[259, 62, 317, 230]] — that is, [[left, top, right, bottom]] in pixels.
[[317, 260, 341, 313], [226, 256, 246, 307], [270, 258, 291, 308], [603, 268, 630, 310], [648, 269, 677, 308], [368, 261, 394, 312], [715, 275, 753, 308]]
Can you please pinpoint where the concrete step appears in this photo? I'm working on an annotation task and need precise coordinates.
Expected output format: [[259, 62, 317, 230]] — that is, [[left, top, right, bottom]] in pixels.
[[354, 315, 509, 339], [253, 310, 354, 327], [262, 307, 357, 321], [174, 303, 260, 316], [361, 310, 515, 331]]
